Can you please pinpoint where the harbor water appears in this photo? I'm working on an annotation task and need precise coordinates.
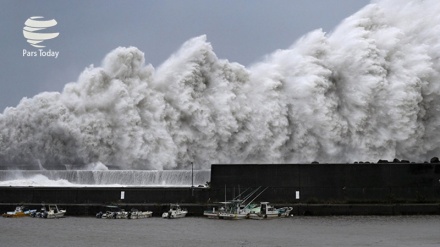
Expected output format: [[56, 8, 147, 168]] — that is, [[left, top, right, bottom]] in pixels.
[[1, 215, 439, 247]]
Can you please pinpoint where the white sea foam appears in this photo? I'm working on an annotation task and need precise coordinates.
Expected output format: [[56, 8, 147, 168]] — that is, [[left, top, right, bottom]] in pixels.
[[0, 170, 211, 187], [0, 174, 74, 187], [1, 0, 440, 170]]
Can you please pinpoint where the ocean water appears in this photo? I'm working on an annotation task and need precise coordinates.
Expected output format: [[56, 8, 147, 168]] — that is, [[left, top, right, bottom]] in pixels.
[[0, 216, 439, 247]]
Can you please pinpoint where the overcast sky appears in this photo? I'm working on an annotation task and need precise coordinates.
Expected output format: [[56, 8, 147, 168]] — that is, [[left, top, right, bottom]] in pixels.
[[0, 0, 370, 112]]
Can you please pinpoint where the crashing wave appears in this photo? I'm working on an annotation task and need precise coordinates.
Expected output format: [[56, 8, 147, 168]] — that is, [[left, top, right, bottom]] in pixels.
[[1, 0, 440, 170]]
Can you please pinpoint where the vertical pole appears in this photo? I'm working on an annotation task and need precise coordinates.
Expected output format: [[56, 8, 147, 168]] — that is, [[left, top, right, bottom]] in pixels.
[[191, 162, 194, 197], [191, 162, 194, 188], [238, 185, 240, 200]]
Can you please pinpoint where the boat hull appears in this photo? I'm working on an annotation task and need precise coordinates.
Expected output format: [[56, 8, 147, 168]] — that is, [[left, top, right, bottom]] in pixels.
[[129, 211, 152, 219], [248, 213, 280, 220], [2, 207, 36, 218], [2, 212, 27, 218], [218, 213, 247, 220], [162, 204, 187, 219], [162, 211, 187, 219], [46, 211, 66, 219], [203, 211, 220, 219]]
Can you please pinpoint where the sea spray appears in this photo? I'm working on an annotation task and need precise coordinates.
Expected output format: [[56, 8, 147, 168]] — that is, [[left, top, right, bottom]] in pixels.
[[1, 0, 440, 170], [0, 170, 211, 187]]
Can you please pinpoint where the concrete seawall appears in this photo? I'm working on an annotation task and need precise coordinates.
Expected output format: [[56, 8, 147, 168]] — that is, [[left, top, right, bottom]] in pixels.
[[0, 187, 209, 204], [211, 163, 440, 203], [1, 162, 439, 216]]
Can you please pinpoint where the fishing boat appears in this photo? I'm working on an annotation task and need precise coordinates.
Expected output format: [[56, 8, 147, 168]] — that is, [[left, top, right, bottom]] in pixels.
[[96, 205, 152, 219], [162, 204, 187, 219], [128, 208, 153, 219], [2, 206, 36, 218], [207, 186, 267, 220], [31, 205, 66, 219], [217, 200, 249, 220], [96, 205, 128, 219], [247, 202, 292, 219], [203, 202, 228, 219], [105, 209, 129, 219]]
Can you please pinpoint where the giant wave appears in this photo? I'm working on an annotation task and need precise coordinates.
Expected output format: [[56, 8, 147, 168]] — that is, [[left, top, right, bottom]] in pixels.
[[1, 0, 440, 170]]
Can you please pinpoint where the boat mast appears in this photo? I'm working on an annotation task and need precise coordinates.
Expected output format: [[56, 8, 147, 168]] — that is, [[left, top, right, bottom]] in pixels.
[[224, 184, 226, 202]]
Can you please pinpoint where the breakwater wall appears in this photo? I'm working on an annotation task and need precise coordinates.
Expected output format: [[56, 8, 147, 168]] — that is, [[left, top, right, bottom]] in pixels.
[[210, 162, 440, 203], [1, 162, 440, 215], [0, 187, 208, 204], [0, 187, 209, 216]]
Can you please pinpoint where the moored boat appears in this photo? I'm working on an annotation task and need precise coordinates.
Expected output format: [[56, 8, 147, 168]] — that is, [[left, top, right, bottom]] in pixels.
[[162, 204, 187, 219], [2, 206, 36, 218], [96, 205, 128, 219], [96, 205, 153, 219], [31, 205, 66, 219], [203, 202, 227, 219], [128, 208, 153, 219], [247, 202, 292, 219], [217, 200, 252, 220], [206, 186, 267, 220]]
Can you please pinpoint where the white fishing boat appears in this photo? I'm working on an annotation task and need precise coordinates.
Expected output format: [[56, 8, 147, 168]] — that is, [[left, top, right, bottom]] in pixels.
[[217, 200, 248, 220], [32, 205, 66, 218], [203, 203, 227, 219], [96, 205, 153, 219], [278, 206, 293, 217], [2, 206, 36, 218], [96, 205, 127, 219], [46, 205, 66, 218], [207, 186, 267, 220], [203, 209, 219, 218], [247, 202, 292, 219], [102, 209, 128, 219], [128, 208, 152, 219], [162, 204, 187, 219]]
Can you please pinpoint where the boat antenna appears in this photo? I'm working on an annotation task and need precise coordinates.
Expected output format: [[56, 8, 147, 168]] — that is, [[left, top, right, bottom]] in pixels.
[[238, 185, 240, 200], [191, 162, 194, 197], [191, 162, 194, 188], [233, 187, 251, 200], [224, 184, 227, 202], [244, 187, 268, 209], [241, 186, 262, 203]]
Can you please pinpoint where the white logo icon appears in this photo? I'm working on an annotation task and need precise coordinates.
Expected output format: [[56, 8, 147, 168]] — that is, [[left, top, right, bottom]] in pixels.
[[23, 16, 59, 48]]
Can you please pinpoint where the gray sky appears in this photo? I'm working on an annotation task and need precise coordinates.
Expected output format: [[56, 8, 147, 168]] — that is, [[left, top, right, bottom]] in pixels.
[[0, 0, 370, 112]]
